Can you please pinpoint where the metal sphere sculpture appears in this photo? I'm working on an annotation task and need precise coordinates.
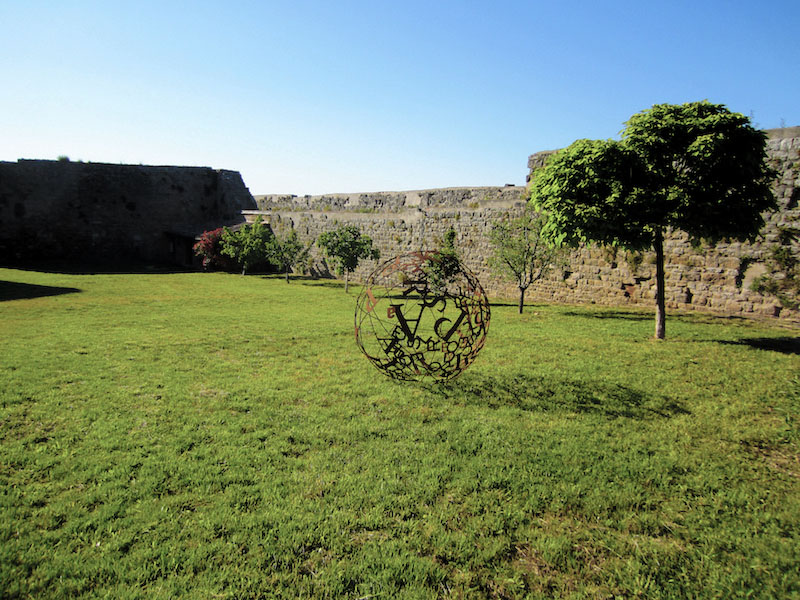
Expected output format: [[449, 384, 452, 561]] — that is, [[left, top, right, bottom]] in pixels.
[[355, 251, 490, 382]]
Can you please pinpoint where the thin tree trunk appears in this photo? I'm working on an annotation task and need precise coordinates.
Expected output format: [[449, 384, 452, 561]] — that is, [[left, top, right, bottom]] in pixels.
[[345, 271, 349, 293], [654, 228, 666, 340], [518, 287, 526, 314], [285, 267, 290, 283]]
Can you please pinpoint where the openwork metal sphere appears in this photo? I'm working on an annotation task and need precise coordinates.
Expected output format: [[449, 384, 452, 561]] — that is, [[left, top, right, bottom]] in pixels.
[[355, 251, 490, 382]]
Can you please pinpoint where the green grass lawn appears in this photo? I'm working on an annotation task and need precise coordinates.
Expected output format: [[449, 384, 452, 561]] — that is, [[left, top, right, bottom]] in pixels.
[[1, 267, 798, 599]]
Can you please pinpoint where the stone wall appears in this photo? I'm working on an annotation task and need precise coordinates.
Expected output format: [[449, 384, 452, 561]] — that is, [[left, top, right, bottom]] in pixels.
[[247, 127, 799, 321], [3, 132, 795, 320], [0, 159, 256, 264], [518, 127, 800, 319], [247, 186, 527, 283]]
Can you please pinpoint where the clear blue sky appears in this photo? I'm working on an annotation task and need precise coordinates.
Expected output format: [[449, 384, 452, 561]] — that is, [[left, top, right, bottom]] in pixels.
[[1, 1, 798, 195]]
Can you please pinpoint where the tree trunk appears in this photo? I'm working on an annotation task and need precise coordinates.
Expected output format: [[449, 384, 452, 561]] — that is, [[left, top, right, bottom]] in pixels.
[[518, 287, 526, 314], [654, 228, 666, 340], [345, 271, 349, 293], [285, 267, 290, 283]]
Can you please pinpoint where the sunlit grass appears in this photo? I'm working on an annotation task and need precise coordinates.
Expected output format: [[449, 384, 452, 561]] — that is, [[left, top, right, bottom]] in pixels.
[[1, 267, 798, 599]]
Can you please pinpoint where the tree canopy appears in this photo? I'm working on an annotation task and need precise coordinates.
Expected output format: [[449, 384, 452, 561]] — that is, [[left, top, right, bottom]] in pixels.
[[220, 217, 274, 275], [424, 228, 461, 293], [317, 225, 380, 292], [530, 101, 777, 338], [271, 229, 313, 283]]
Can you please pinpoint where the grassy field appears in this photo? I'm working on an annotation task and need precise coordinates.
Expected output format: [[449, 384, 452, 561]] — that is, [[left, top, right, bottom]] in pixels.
[[1, 267, 798, 599]]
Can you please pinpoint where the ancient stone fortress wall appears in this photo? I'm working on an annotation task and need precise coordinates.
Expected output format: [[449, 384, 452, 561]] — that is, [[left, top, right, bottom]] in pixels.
[[0, 159, 256, 263], [248, 127, 799, 320], [247, 185, 528, 285]]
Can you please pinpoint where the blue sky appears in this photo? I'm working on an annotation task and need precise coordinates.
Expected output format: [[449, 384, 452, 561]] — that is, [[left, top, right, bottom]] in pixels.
[[1, 1, 798, 195]]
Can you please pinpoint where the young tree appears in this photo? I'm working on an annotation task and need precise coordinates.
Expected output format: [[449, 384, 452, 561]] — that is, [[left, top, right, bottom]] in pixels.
[[220, 217, 275, 275], [317, 225, 380, 292], [270, 229, 313, 283], [425, 227, 460, 292], [489, 207, 567, 314], [530, 101, 777, 339]]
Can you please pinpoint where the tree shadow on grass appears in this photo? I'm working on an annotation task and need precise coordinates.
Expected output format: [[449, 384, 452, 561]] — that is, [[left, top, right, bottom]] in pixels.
[[562, 308, 759, 326], [428, 371, 690, 420], [0, 280, 81, 301], [561, 309, 653, 322], [717, 337, 800, 356], [488, 299, 519, 308], [487, 300, 555, 310], [298, 279, 348, 290]]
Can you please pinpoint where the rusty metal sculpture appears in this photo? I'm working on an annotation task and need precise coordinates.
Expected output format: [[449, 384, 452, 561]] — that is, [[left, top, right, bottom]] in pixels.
[[355, 251, 490, 382]]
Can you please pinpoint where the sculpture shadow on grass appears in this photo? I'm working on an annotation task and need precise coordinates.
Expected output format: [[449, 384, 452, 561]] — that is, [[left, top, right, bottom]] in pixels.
[[718, 336, 800, 356], [428, 371, 690, 420], [0, 280, 81, 302]]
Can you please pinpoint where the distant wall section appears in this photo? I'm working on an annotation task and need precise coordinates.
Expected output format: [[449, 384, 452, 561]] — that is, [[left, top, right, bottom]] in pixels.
[[0, 160, 256, 264], [247, 186, 527, 283]]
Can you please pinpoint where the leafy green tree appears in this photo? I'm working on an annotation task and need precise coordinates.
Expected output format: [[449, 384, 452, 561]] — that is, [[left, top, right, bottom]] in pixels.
[[489, 207, 567, 314], [271, 229, 313, 283], [425, 227, 460, 292], [317, 225, 380, 292], [530, 101, 777, 339], [220, 217, 275, 275], [751, 225, 799, 310]]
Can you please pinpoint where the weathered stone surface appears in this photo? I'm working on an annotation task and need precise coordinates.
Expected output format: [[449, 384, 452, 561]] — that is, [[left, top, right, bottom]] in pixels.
[[246, 128, 798, 322], [2, 129, 795, 322], [0, 160, 256, 263]]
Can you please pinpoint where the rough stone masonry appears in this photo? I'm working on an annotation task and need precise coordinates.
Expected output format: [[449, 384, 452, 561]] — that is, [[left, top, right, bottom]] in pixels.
[[248, 127, 799, 321], [0, 159, 256, 264], [1, 129, 796, 320]]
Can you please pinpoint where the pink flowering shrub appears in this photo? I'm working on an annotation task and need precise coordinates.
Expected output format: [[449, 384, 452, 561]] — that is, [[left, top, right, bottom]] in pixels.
[[193, 228, 234, 270]]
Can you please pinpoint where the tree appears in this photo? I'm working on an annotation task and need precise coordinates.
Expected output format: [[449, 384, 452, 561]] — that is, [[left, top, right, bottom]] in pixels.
[[425, 227, 460, 292], [489, 207, 567, 314], [530, 101, 777, 339], [220, 217, 275, 275], [317, 225, 380, 292], [193, 227, 233, 271], [270, 229, 313, 283]]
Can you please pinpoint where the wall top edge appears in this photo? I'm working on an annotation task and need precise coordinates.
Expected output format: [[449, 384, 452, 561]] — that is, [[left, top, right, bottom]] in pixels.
[[527, 127, 800, 162], [254, 186, 525, 199], [766, 126, 800, 138], [0, 159, 241, 174]]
